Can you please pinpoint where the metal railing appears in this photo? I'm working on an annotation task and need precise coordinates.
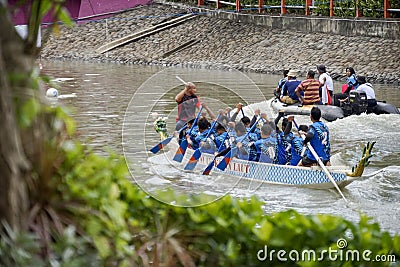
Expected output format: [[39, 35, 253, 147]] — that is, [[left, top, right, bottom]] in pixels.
[[197, 0, 400, 18]]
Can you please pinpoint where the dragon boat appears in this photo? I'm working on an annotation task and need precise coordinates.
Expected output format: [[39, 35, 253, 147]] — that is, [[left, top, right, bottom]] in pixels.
[[270, 91, 399, 122], [150, 118, 375, 190]]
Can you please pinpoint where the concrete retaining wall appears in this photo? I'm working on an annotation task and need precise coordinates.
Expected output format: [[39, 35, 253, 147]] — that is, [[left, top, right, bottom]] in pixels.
[[196, 8, 400, 39]]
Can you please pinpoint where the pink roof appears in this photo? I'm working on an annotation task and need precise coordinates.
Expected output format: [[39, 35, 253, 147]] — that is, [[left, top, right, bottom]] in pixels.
[[8, 0, 151, 25]]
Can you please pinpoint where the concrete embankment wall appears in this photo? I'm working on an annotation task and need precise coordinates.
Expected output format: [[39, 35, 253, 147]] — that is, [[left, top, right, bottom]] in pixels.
[[40, 3, 400, 84], [200, 10, 400, 39]]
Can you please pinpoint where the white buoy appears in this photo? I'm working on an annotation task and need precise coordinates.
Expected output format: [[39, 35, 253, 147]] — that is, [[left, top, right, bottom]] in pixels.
[[46, 88, 58, 98]]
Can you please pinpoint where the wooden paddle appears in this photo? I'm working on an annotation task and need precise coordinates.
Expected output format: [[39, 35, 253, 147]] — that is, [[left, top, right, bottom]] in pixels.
[[293, 119, 348, 202], [202, 131, 230, 175], [184, 114, 221, 171], [150, 124, 188, 154], [176, 76, 186, 85]]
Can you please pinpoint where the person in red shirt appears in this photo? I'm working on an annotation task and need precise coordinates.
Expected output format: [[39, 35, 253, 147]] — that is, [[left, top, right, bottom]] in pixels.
[[295, 70, 321, 105], [175, 82, 201, 130]]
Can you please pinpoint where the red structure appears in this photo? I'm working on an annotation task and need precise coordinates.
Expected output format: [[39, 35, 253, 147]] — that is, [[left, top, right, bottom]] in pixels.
[[281, 0, 287, 15], [384, 0, 390, 18], [197, 0, 398, 18]]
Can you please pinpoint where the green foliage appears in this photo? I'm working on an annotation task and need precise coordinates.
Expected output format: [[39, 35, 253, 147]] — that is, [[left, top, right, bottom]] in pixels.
[[358, 0, 384, 18], [0, 223, 44, 267], [126, 191, 400, 266], [311, 0, 386, 18], [18, 98, 41, 128], [50, 225, 100, 266], [333, 0, 357, 18], [285, 0, 306, 15], [0, 223, 100, 267]]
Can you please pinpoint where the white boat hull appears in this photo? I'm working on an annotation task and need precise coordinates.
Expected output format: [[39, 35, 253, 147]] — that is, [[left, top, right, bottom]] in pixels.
[[158, 140, 359, 190]]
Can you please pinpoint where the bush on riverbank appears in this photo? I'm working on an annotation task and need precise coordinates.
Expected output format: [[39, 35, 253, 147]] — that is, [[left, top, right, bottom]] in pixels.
[[1, 105, 399, 266]]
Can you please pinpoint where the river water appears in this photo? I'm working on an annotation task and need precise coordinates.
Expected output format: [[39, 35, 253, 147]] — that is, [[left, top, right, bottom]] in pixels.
[[42, 60, 400, 235]]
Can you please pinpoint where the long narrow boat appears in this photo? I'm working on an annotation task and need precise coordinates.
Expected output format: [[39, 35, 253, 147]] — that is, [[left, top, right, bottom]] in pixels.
[[153, 138, 374, 190]]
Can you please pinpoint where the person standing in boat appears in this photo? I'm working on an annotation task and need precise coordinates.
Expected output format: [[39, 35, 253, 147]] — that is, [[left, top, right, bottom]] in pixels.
[[317, 65, 334, 105], [298, 106, 331, 167], [354, 76, 377, 111], [280, 70, 301, 104], [175, 82, 201, 131], [295, 70, 321, 105]]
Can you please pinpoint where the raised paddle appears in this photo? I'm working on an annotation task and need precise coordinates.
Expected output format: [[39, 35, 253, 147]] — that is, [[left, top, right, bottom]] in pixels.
[[150, 124, 188, 154], [176, 76, 187, 85], [216, 117, 261, 171], [293, 119, 348, 202], [172, 106, 203, 162], [184, 114, 221, 171], [202, 131, 230, 175]]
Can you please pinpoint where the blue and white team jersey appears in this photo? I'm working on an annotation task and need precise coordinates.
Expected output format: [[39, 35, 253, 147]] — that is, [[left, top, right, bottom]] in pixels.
[[253, 127, 262, 140], [194, 130, 207, 144], [187, 126, 199, 149], [194, 128, 216, 153], [306, 121, 330, 161], [231, 134, 255, 161], [214, 131, 229, 152], [254, 136, 277, 163], [276, 131, 293, 165], [290, 136, 305, 166]]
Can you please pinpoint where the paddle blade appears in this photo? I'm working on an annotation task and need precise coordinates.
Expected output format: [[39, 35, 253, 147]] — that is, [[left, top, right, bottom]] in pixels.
[[216, 149, 233, 171], [202, 159, 215, 175], [150, 136, 173, 154], [183, 149, 202, 171], [173, 140, 188, 162]]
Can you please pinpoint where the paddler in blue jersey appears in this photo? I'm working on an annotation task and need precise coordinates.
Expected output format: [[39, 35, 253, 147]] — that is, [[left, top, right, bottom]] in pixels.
[[253, 123, 277, 163], [274, 111, 293, 165], [298, 106, 331, 167]]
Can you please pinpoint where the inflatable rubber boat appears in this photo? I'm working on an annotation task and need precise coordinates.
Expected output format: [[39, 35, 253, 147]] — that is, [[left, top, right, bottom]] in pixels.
[[271, 91, 399, 122]]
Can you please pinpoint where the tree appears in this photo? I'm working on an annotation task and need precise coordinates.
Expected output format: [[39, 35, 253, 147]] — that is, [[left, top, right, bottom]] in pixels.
[[0, 0, 70, 231]]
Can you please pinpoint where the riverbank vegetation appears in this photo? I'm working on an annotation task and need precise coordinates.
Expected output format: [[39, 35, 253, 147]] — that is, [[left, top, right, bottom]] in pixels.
[[1, 1, 399, 266], [1, 129, 399, 266]]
